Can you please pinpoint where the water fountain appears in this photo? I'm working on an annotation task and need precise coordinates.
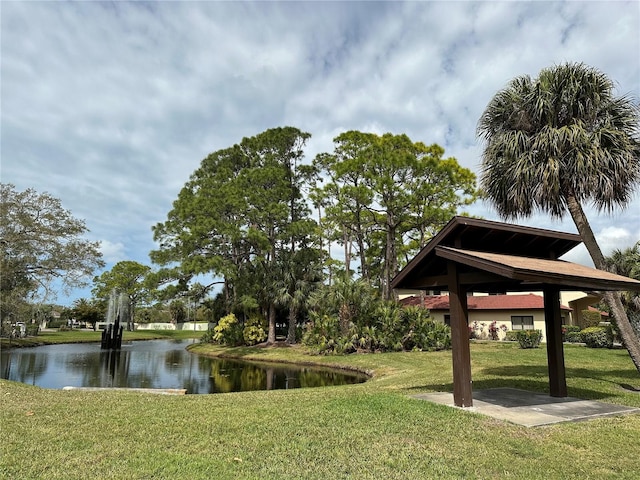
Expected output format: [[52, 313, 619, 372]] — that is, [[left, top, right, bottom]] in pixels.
[[100, 290, 127, 350]]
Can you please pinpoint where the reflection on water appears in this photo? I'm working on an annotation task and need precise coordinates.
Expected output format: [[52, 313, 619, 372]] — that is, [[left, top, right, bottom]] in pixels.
[[0, 340, 367, 394]]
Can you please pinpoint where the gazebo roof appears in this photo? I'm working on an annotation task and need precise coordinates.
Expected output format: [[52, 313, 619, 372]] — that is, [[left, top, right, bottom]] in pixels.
[[391, 216, 640, 293]]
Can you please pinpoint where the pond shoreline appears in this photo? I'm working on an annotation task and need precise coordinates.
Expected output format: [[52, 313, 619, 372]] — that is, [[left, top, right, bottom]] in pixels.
[[2, 337, 371, 392], [2, 333, 374, 380], [188, 342, 375, 378]]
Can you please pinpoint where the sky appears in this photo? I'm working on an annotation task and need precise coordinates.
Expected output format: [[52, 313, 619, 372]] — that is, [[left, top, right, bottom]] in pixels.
[[2, 1, 639, 306]]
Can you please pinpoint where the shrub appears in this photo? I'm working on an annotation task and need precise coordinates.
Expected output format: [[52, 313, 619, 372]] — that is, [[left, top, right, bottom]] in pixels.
[[243, 314, 267, 346], [411, 320, 451, 351], [301, 313, 343, 354], [356, 325, 380, 352], [561, 324, 580, 341], [580, 310, 602, 329], [212, 313, 243, 346], [564, 331, 583, 343], [469, 321, 483, 339], [504, 330, 519, 342], [400, 306, 451, 351], [488, 321, 508, 340], [563, 325, 581, 333], [200, 329, 215, 344], [374, 302, 404, 351], [515, 330, 542, 349], [581, 326, 613, 348], [25, 324, 39, 336], [47, 319, 65, 329], [302, 303, 451, 355]]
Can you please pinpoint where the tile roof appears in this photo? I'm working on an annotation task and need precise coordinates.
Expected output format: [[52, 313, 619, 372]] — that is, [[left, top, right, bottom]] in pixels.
[[400, 293, 572, 311], [587, 305, 609, 317]]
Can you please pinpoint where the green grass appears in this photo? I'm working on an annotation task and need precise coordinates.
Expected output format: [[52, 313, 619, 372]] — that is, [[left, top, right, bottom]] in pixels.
[[0, 328, 202, 349], [2, 341, 640, 479]]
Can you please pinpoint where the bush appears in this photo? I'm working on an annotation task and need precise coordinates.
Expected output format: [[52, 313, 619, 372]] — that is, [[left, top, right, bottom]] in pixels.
[[25, 324, 39, 336], [515, 330, 542, 349], [469, 321, 485, 340], [504, 330, 519, 342], [211, 313, 243, 346], [242, 314, 267, 346], [563, 325, 581, 333], [400, 306, 451, 351], [200, 329, 215, 344], [561, 324, 580, 341], [47, 319, 65, 329], [302, 303, 451, 355], [488, 321, 508, 340], [564, 331, 583, 343], [301, 313, 343, 354], [412, 320, 451, 351], [581, 310, 602, 329], [581, 326, 613, 348]]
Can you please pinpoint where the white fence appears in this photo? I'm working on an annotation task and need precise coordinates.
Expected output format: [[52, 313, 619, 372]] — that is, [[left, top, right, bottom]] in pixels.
[[134, 322, 212, 331]]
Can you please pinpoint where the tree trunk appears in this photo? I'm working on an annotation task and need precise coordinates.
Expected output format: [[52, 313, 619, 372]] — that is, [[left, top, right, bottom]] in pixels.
[[128, 297, 136, 332], [267, 303, 276, 344], [287, 305, 297, 344], [357, 231, 368, 284], [343, 228, 352, 279], [383, 216, 398, 301], [566, 194, 640, 374], [355, 209, 369, 283]]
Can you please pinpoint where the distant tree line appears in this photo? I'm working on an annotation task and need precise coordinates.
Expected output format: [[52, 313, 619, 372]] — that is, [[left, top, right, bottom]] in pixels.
[[150, 127, 478, 344]]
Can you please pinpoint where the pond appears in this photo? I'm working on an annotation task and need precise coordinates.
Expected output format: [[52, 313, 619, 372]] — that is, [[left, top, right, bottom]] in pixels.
[[0, 339, 368, 394]]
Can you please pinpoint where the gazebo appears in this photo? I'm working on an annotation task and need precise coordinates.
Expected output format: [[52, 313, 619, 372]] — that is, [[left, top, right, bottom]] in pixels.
[[391, 216, 640, 408]]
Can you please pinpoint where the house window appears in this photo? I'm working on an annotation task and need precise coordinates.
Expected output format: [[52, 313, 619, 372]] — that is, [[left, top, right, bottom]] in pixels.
[[511, 315, 534, 330], [444, 314, 451, 326]]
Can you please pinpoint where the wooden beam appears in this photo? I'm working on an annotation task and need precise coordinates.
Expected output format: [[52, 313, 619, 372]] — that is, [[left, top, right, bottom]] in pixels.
[[544, 286, 567, 397], [401, 272, 513, 290], [448, 261, 473, 407]]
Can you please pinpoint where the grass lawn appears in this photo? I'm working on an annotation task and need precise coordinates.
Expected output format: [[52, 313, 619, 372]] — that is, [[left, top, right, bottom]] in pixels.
[[0, 327, 202, 349], [2, 340, 640, 479]]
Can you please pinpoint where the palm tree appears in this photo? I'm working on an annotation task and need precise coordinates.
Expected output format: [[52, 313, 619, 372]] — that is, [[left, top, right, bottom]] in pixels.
[[309, 274, 378, 336], [477, 62, 640, 372], [274, 249, 323, 344], [606, 242, 640, 320], [606, 242, 640, 281]]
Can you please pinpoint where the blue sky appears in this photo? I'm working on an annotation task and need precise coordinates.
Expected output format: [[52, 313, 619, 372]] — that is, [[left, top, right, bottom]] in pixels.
[[2, 1, 639, 306]]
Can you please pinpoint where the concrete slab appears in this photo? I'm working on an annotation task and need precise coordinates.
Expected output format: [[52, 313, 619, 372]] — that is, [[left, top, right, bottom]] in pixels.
[[63, 386, 187, 395], [413, 388, 640, 427]]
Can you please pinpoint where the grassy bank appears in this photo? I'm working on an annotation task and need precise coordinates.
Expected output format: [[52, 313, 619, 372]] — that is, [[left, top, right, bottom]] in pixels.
[[2, 342, 640, 479], [0, 328, 202, 349]]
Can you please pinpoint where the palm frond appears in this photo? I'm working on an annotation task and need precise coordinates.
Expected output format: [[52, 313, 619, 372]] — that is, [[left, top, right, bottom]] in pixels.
[[478, 62, 640, 219]]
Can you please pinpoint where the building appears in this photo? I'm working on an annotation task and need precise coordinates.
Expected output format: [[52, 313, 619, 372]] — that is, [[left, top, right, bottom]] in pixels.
[[400, 293, 572, 342]]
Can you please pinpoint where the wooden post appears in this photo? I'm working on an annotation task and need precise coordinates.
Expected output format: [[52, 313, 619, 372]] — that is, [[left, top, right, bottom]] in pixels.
[[448, 261, 472, 407], [543, 286, 567, 397]]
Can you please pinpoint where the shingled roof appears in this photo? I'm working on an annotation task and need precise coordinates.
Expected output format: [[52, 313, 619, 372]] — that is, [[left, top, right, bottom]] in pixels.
[[391, 216, 640, 293]]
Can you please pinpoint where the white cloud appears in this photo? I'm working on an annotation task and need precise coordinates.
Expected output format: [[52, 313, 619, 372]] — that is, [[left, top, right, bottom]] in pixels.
[[2, 0, 638, 305], [98, 240, 127, 265], [598, 227, 635, 254], [561, 224, 639, 268]]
